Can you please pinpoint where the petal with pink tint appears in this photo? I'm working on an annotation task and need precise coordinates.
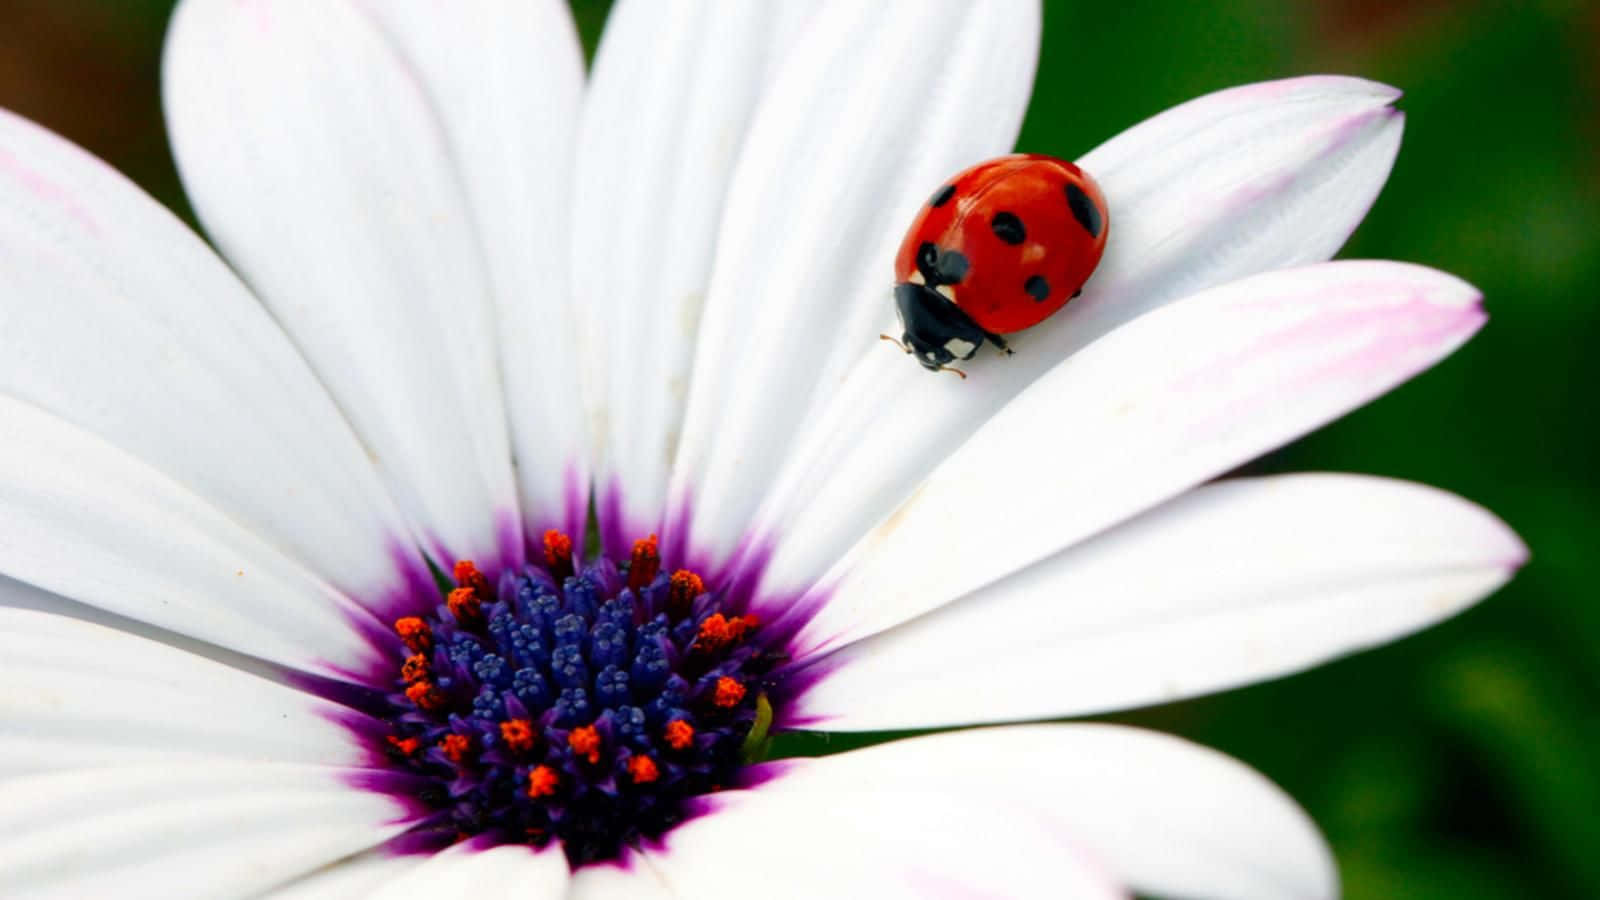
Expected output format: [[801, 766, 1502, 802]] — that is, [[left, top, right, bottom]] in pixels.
[[784, 261, 1485, 653], [745, 75, 1405, 603], [794, 474, 1526, 729]]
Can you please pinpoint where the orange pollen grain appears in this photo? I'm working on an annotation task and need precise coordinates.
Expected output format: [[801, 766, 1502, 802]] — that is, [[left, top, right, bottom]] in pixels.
[[628, 534, 661, 592], [667, 569, 705, 618], [664, 719, 695, 751], [728, 614, 760, 641], [696, 613, 733, 651], [438, 733, 471, 763], [405, 679, 445, 712], [394, 617, 432, 653], [713, 677, 746, 708], [543, 529, 574, 578], [568, 725, 602, 764], [400, 654, 431, 684], [628, 754, 660, 784], [527, 765, 560, 798], [452, 559, 491, 598], [387, 735, 421, 756], [447, 587, 483, 627], [500, 719, 536, 754]]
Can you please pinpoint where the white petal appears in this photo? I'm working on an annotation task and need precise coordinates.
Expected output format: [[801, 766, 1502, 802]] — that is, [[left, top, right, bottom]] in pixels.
[[367, 841, 568, 900], [262, 853, 426, 900], [573, 0, 814, 554], [0, 107, 420, 605], [745, 75, 1406, 603], [665, 0, 1041, 568], [357, 0, 590, 542], [639, 781, 1120, 898], [794, 474, 1526, 729], [1085, 76, 1402, 307], [565, 854, 676, 900], [785, 261, 1485, 653], [0, 395, 385, 678], [0, 763, 415, 899], [165, 0, 523, 566], [757, 725, 1337, 900], [0, 607, 374, 775]]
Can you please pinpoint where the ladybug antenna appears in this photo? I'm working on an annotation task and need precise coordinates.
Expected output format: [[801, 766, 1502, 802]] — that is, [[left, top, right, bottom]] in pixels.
[[878, 333, 911, 354]]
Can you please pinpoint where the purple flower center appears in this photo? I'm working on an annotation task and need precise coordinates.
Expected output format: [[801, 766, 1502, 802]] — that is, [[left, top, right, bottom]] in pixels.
[[372, 533, 780, 866]]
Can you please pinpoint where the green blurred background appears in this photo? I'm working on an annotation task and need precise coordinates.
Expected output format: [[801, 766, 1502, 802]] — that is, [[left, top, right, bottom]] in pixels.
[[2, 1, 1593, 896]]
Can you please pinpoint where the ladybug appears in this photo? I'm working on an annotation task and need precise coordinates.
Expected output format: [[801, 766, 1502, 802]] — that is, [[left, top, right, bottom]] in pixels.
[[886, 153, 1109, 375]]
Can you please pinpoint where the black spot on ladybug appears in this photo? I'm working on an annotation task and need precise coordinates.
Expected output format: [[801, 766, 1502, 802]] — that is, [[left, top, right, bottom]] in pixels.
[[929, 184, 956, 208], [1065, 183, 1103, 238], [1025, 275, 1050, 302], [990, 211, 1026, 245], [915, 243, 970, 286], [937, 249, 970, 285]]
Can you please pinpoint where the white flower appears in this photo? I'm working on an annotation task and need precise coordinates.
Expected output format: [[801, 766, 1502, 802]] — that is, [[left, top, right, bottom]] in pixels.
[[0, 1, 1524, 898]]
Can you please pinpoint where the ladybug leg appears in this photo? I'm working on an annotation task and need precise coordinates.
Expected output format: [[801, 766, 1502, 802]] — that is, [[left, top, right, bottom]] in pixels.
[[983, 330, 1014, 357]]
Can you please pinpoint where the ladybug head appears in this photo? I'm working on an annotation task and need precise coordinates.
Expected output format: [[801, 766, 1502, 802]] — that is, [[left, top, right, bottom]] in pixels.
[[892, 282, 986, 375], [880, 330, 967, 379], [903, 332, 959, 371]]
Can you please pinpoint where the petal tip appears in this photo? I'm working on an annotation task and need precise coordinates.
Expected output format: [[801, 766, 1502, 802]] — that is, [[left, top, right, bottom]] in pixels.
[[1270, 74, 1403, 107], [1494, 522, 1532, 572]]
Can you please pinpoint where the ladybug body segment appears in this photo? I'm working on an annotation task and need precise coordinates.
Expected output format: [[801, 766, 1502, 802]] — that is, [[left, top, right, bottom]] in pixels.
[[891, 154, 1109, 373]]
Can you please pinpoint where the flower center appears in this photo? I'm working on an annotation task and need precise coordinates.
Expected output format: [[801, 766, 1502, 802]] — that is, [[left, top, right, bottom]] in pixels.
[[375, 532, 777, 866]]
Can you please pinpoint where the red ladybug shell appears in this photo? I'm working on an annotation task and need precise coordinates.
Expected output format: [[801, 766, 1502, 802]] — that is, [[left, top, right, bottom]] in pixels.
[[894, 154, 1109, 335]]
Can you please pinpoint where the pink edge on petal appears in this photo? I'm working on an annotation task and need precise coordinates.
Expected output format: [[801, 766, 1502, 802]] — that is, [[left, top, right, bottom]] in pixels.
[[0, 140, 101, 234], [1240, 73, 1401, 104], [1217, 104, 1402, 242], [1305, 295, 1484, 386], [1168, 271, 1484, 443], [1339, 108, 1404, 245]]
